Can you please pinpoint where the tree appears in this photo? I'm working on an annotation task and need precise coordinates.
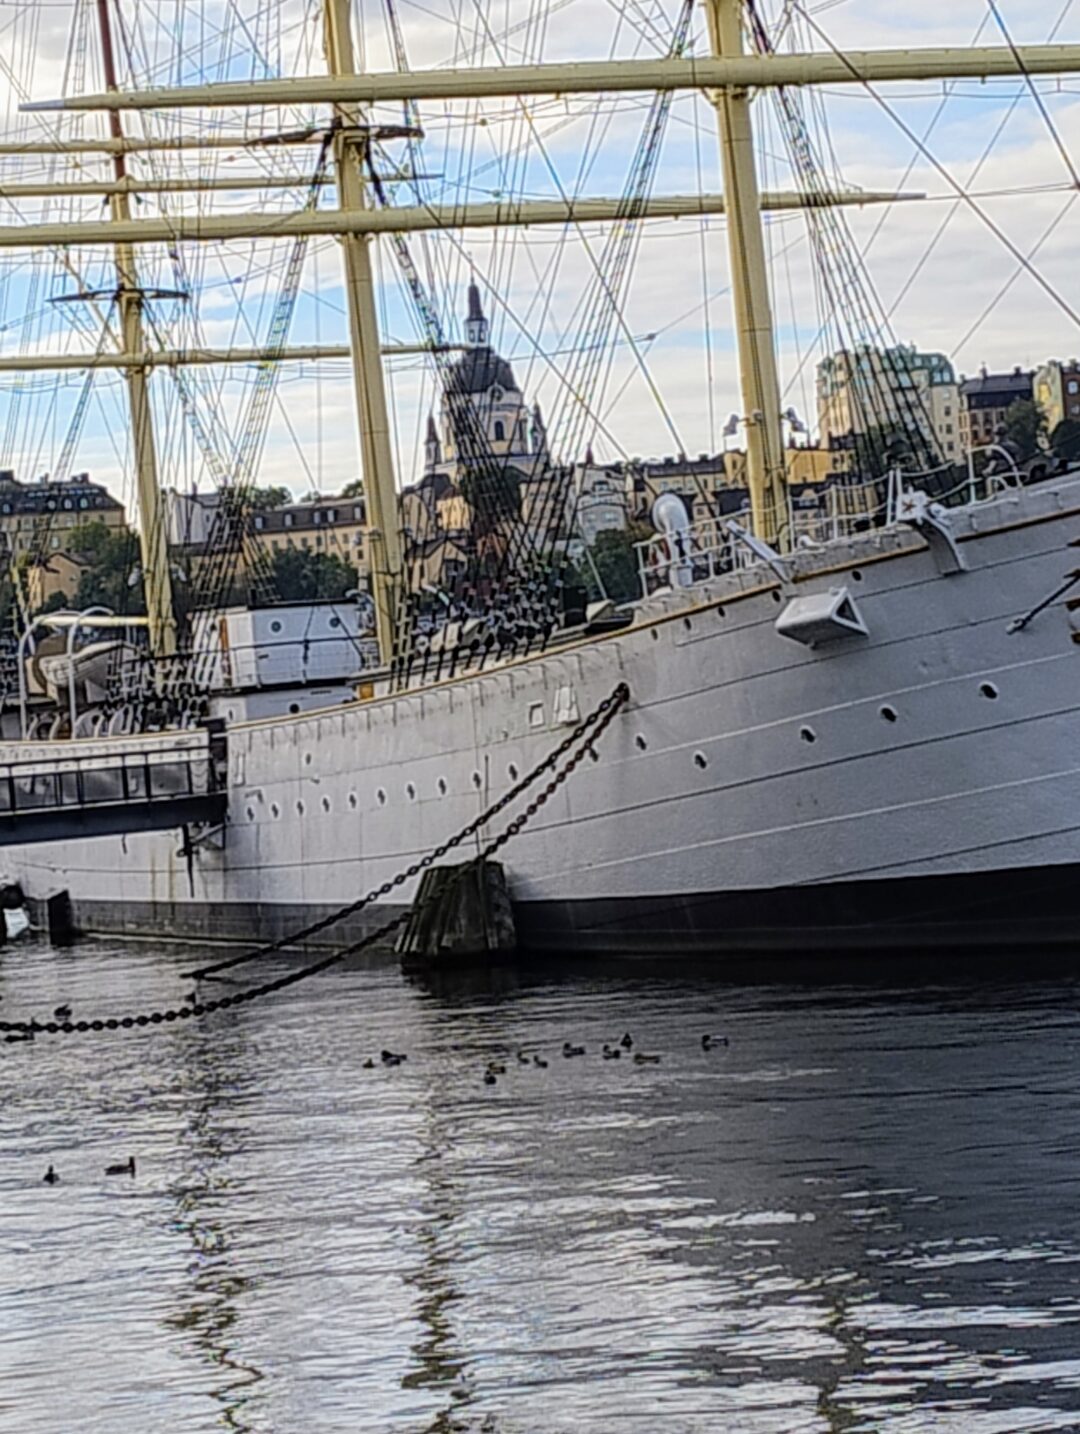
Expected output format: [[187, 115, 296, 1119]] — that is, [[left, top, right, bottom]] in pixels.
[[1051, 418, 1080, 463], [246, 485, 292, 511], [298, 490, 323, 504], [582, 522, 653, 605], [1000, 398, 1047, 460], [68, 521, 145, 614], [338, 480, 364, 499], [269, 548, 359, 602]]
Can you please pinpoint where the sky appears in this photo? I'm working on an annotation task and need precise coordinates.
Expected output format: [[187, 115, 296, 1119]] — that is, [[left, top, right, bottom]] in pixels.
[[0, 0, 1079, 525]]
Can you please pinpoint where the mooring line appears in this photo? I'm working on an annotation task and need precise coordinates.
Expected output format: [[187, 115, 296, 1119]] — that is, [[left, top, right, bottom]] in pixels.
[[0, 682, 629, 1044]]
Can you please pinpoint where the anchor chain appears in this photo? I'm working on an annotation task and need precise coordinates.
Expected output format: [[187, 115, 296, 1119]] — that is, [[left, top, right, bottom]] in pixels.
[[1, 682, 630, 1043]]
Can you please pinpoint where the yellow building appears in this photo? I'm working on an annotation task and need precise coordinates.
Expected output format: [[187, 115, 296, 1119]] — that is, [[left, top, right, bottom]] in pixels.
[[25, 551, 89, 611], [249, 496, 369, 578]]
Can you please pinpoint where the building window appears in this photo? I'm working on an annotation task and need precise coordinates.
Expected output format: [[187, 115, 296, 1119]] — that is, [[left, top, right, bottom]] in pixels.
[[254, 514, 264, 530], [352, 504, 363, 520], [284, 513, 293, 527], [326, 508, 337, 523], [494, 421, 505, 441], [1069, 380, 1079, 395]]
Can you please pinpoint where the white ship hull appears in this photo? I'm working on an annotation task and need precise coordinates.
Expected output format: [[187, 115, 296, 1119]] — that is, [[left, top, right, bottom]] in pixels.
[[8, 476, 1080, 956]]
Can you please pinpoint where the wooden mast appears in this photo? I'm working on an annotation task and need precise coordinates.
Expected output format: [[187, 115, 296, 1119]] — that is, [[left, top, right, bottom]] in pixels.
[[703, 0, 786, 544], [95, 0, 176, 656], [324, 0, 402, 668]]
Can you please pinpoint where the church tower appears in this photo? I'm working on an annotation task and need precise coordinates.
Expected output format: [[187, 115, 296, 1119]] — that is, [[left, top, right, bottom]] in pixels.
[[465, 281, 489, 348]]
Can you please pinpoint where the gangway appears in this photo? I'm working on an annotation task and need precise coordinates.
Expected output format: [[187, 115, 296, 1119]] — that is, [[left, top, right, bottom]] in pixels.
[[0, 724, 227, 846]]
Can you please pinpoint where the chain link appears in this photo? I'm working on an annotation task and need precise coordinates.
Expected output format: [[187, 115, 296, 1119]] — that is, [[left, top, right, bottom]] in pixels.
[[1, 682, 629, 1044]]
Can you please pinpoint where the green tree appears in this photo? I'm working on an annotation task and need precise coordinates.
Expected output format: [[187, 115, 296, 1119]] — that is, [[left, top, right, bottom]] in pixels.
[[68, 521, 145, 614], [1000, 398, 1048, 460], [1051, 417, 1080, 462], [583, 522, 653, 605], [338, 480, 364, 499], [246, 485, 292, 511], [269, 548, 358, 602]]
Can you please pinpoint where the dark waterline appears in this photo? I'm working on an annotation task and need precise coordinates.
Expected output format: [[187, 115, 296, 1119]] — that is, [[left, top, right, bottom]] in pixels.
[[2, 939, 1080, 1432]]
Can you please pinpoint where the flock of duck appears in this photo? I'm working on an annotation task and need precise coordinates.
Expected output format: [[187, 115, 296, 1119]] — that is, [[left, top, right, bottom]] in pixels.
[[34, 1026, 729, 1182]]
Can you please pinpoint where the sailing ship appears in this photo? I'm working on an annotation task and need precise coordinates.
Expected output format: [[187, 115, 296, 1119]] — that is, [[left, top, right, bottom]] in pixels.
[[1, 0, 1080, 953]]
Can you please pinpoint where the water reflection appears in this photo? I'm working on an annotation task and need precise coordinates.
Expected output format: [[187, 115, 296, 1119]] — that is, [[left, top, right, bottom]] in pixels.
[[164, 1023, 264, 1431], [3, 944, 1080, 1431]]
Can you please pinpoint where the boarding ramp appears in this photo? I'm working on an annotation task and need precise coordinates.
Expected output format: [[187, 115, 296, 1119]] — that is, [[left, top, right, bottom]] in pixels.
[[0, 724, 227, 845]]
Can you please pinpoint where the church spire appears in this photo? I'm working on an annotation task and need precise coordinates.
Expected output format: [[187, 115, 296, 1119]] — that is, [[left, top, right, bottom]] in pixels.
[[424, 413, 441, 469], [465, 281, 489, 348]]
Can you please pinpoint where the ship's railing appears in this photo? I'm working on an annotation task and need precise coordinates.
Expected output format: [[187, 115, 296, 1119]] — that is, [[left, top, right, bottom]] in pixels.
[[0, 726, 226, 819], [634, 462, 1028, 597], [635, 516, 760, 597]]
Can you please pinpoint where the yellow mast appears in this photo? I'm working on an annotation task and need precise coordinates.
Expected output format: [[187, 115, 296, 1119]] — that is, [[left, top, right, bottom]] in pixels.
[[703, 0, 786, 544], [95, 0, 176, 656], [324, 0, 402, 667]]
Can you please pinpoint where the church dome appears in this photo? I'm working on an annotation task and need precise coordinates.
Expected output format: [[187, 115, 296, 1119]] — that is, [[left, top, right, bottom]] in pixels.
[[447, 346, 519, 396]]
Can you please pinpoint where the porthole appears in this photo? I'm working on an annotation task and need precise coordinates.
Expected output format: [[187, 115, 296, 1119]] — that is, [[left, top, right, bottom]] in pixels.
[[880, 705, 898, 723], [635, 734, 647, 751], [289, 702, 301, 715], [377, 788, 387, 805], [650, 628, 659, 641], [270, 803, 280, 818], [348, 792, 358, 809], [771, 590, 782, 604], [471, 771, 482, 789], [329, 616, 341, 629], [296, 800, 305, 815], [693, 751, 708, 769], [437, 777, 447, 796], [304, 752, 312, 766], [716, 605, 725, 619], [980, 681, 999, 700], [851, 569, 863, 582], [683, 616, 693, 632], [800, 726, 817, 744], [406, 783, 416, 801], [321, 796, 331, 813], [508, 763, 519, 781], [270, 619, 283, 634]]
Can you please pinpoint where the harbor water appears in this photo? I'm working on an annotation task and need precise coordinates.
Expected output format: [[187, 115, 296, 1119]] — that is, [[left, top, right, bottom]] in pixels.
[[2, 939, 1080, 1432]]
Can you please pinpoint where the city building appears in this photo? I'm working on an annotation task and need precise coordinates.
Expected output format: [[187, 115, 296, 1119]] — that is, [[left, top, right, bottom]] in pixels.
[[167, 487, 369, 580], [249, 496, 368, 575], [817, 344, 960, 463], [1034, 359, 1080, 434], [0, 470, 126, 555], [958, 366, 1034, 452]]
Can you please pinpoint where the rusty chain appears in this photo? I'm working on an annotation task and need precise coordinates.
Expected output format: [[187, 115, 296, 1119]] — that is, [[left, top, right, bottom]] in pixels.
[[0, 682, 629, 1043]]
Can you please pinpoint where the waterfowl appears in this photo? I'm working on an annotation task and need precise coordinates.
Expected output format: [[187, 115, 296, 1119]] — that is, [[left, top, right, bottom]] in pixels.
[[53, 1005, 72, 1021], [43, 1165, 59, 1185], [381, 1050, 407, 1066], [5, 1027, 33, 1043], [602, 1044, 621, 1060], [619, 1032, 633, 1050], [701, 1034, 729, 1051], [516, 1052, 530, 1065], [483, 1071, 497, 1086], [362, 1058, 375, 1069], [105, 1156, 135, 1177], [562, 1042, 585, 1058], [533, 1055, 549, 1069], [633, 1052, 660, 1065]]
